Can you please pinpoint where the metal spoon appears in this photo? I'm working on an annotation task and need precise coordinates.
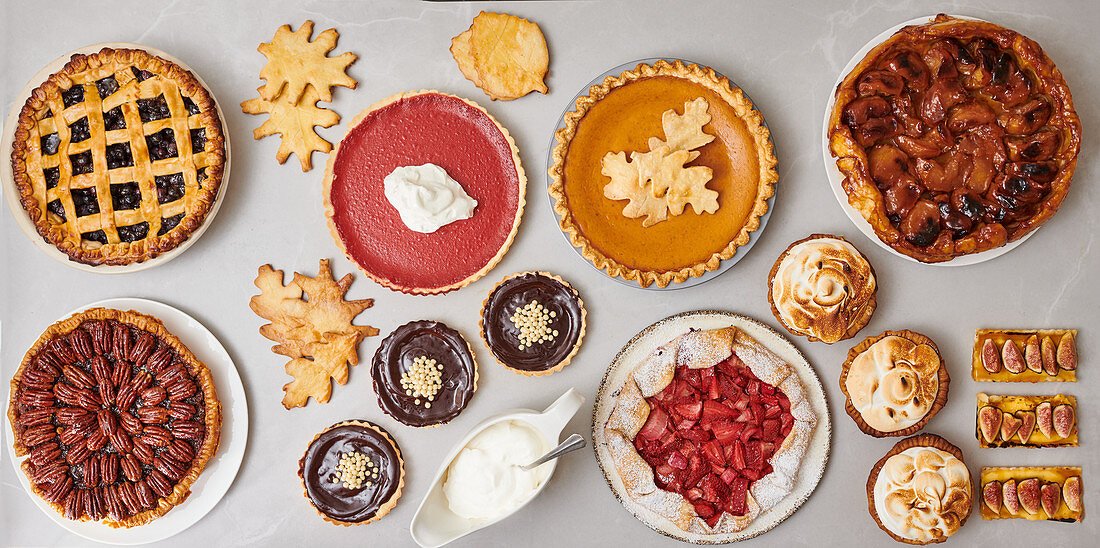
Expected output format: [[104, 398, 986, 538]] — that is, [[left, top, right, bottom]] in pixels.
[[520, 433, 586, 471]]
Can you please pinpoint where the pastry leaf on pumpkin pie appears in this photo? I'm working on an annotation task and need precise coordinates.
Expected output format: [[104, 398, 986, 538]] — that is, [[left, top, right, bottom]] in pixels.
[[601, 97, 719, 227], [249, 259, 379, 409]]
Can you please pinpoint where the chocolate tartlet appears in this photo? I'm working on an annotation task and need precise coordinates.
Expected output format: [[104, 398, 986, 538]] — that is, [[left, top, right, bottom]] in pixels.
[[299, 420, 403, 526], [372, 321, 477, 427], [479, 271, 586, 376]]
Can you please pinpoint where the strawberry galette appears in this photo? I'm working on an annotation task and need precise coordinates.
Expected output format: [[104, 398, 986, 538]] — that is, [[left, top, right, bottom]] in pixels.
[[604, 326, 817, 534]]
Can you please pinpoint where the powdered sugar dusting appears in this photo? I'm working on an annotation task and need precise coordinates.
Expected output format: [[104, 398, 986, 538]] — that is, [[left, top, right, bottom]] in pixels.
[[603, 324, 819, 535]]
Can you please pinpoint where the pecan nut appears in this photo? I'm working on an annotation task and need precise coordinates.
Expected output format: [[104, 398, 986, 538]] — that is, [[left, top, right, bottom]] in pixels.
[[156, 364, 186, 386], [53, 383, 81, 406], [19, 388, 56, 408], [119, 410, 143, 435], [61, 364, 96, 390], [97, 409, 119, 436], [21, 367, 57, 388], [166, 378, 197, 401], [145, 469, 173, 497], [115, 382, 139, 411], [69, 329, 94, 360], [112, 325, 132, 362], [105, 484, 126, 520], [29, 441, 61, 466], [66, 440, 93, 465], [169, 419, 204, 441], [18, 407, 57, 427], [135, 479, 156, 508], [119, 481, 141, 515], [137, 406, 169, 424], [140, 425, 172, 447], [130, 331, 156, 365], [28, 459, 69, 484], [48, 339, 79, 365], [154, 455, 186, 481], [56, 406, 91, 425], [88, 486, 106, 520], [121, 454, 144, 482], [88, 320, 111, 355], [83, 454, 101, 487], [146, 347, 173, 373], [63, 489, 84, 520], [109, 427, 134, 455], [20, 424, 57, 447], [166, 438, 195, 463], [167, 401, 196, 420], [59, 423, 93, 446], [111, 359, 131, 390], [43, 475, 74, 504], [85, 427, 109, 452], [139, 386, 167, 407], [90, 355, 112, 385], [131, 438, 156, 464], [101, 453, 119, 485], [97, 381, 116, 408]]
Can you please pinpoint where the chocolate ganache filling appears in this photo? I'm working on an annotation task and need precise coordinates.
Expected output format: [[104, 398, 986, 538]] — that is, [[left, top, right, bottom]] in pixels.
[[372, 321, 476, 427], [482, 272, 583, 371], [299, 422, 401, 523]]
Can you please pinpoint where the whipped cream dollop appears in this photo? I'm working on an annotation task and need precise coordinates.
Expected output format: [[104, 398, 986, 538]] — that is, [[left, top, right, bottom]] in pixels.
[[443, 420, 549, 521], [383, 163, 477, 233], [874, 447, 970, 542]]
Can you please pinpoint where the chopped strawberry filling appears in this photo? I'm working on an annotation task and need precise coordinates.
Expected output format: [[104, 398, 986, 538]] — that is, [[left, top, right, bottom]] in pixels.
[[634, 354, 794, 522]]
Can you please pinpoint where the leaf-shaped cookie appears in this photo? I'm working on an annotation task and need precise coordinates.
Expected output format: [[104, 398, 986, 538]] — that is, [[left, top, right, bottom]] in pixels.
[[452, 12, 549, 101], [250, 259, 379, 409], [241, 85, 339, 172], [257, 20, 357, 104]]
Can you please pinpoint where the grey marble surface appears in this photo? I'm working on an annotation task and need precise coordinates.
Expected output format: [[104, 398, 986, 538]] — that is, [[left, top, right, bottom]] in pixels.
[[1, 0, 1097, 546]]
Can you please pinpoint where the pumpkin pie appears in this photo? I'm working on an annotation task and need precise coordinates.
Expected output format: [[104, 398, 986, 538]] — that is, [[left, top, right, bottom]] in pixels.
[[548, 60, 778, 288], [323, 90, 525, 295]]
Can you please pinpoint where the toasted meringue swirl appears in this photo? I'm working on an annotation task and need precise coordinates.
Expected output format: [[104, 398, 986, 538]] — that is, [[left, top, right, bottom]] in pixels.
[[845, 336, 939, 432], [874, 447, 971, 542], [771, 237, 875, 343]]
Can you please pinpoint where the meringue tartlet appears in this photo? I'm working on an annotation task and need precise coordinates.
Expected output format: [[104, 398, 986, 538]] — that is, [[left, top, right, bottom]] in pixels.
[[840, 330, 949, 437], [768, 234, 876, 344], [867, 434, 972, 544]]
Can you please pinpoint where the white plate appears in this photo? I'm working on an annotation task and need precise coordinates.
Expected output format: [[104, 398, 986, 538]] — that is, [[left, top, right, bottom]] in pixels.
[[592, 310, 831, 543], [4, 297, 248, 545], [546, 58, 777, 290], [0, 42, 232, 274], [820, 15, 1032, 266]]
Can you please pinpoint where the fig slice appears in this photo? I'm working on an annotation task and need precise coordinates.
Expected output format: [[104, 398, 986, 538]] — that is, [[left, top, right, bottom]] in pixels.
[[978, 405, 1002, 443], [1000, 412, 1022, 442], [983, 480, 1002, 513], [981, 338, 1001, 373], [1024, 335, 1042, 373], [1015, 410, 1036, 444], [1036, 401, 1054, 437], [1002, 340, 1026, 373], [1041, 482, 1062, 517], [1057, 333, 1076, 371], [1018, 478, 1041, 514], [1041, 337, 1057, 376], [1002, 479, 1020, 515], [1063, 476, 1082, 512], [1053, 404, 1076, 438]]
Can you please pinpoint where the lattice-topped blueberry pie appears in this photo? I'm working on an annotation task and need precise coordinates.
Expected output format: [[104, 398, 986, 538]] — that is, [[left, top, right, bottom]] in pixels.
[[11, 47, 226, 266]]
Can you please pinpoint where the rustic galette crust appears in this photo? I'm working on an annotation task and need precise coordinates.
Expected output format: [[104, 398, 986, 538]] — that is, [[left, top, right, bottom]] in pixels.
[[604, 327, 816, 534]]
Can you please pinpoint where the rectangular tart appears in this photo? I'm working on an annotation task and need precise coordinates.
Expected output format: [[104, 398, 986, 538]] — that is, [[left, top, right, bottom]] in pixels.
[[972, 329, 1077, 382], [980, 467, 1083, 522], [976, 393, 1078, 448]]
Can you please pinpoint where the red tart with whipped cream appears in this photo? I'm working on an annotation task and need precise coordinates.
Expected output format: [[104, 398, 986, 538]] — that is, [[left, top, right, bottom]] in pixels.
[[323, 91, 526, 295]]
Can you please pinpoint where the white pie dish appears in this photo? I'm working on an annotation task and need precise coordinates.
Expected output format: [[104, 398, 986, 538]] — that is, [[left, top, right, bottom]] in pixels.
[[410, 388, 585, 547]]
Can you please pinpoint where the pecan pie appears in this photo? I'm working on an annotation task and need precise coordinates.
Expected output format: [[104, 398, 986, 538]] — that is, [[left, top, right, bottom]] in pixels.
[[828, 15, 1081, 262], [7, 308, 221, 527], [603, 327, 816, 535], [11, 47, 226, 266]]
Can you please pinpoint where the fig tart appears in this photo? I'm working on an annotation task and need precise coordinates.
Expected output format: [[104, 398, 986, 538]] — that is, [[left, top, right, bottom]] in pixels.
[[299, 420, 404, 525], [8, 307, 221, 527], [867, 434, 972, 544], [841, 330, 949, 437], [828, 15, 1081, 262], [11, 47, 226, 266], [549, 60, 777, 288], [323, 90, 525, 294], [603, 326, 816, 534], [979, 467, 1083, 522], [767, 234, 877, 344], [479, 271, 586, 376]]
